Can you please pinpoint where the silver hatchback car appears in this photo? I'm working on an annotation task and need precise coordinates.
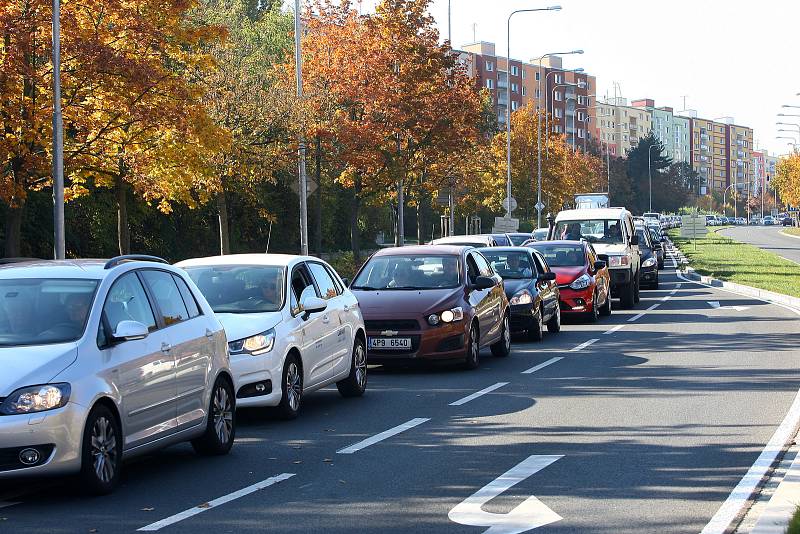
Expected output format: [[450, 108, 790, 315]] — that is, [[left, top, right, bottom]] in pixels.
[[0, 255, 235, 494]]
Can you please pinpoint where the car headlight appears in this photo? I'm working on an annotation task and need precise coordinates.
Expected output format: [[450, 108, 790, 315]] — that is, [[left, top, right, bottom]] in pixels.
[[569, 274, 592, 290], [230, 329, 276, 356], [0, 383, 71, 415], [607, 255, 630, 268], [509, 289, 533, 305], [642, 257, 657, 268], [428, 307, 464, 325]]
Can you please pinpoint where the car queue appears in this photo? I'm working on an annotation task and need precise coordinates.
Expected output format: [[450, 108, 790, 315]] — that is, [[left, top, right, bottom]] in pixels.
[[0, 205, 669, 494]]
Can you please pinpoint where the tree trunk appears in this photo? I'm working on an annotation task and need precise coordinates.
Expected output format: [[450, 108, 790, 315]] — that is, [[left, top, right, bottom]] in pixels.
[[115, 175, 130, 255], [217, 190, 230, 255], [314, 136, 323, 255], [3, 204, 23, 258], [350, 174, 362, 261]]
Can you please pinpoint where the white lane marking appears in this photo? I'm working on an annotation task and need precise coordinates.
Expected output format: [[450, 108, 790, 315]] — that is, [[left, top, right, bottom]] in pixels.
[[701, 389, 800, 534], [570, 339, 598, 352], [522, 357, 564, 375], [661, 295, 672, 302], [669, 289, 678, 295], [449, 455, 563, 533], [707, 301, 750, 312], [449, 382, 509, 406], [137, 473, 295, 531], [676, 283, 683, 289], [0, 501, 20, 509], [603, 324, 626, 335], [628, 302, 662, 322], [337, 418, 430, 454]]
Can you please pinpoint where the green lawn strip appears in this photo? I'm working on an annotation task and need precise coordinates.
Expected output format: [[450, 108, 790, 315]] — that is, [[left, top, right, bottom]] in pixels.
[[668, 228, 800, 298], [788, 506, 800, 534], [783, 227, 800, 238]]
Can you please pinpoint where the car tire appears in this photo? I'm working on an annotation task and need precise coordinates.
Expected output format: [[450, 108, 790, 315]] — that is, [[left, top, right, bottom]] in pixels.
[[620, 281, 635, 309], [276, 354, 303, 419], [192, 376, 236, 456], [527, 306, 544, 341], [599, 291, 612, 317], [633, 273, 641, 303], [337, 337, 368, 397], [650, 271, 659, 290], [79, 404, 123, 495], [491, 313, 511, 358], [546, 304, 561, 333], [463, 323, 480, 369], [587, 291, 599, 322]]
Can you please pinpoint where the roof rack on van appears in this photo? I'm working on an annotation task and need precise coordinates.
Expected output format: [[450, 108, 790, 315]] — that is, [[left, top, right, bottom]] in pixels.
[[104, 255, 169, 270]]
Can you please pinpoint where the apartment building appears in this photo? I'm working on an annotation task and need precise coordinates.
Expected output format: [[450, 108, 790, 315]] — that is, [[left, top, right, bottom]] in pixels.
[[631, 99, 690, 165], [753, 149, 779, 196], [458, 43, 597, 147], [685, 113, 754, 194], [595, 98, 652, 157]]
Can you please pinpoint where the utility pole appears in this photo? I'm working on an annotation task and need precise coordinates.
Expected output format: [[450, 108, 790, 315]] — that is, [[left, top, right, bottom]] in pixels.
[[294, 0, 309, 255], [52, 0, 65, 259]]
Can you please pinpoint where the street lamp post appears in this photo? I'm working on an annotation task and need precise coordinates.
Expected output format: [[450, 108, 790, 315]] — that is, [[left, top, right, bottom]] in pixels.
[[648, 144, 658, 212], [722, 183, 735, 218], [544, 69, 582, 156], [293, 0, 309, 255], [505, 5, 562, 218], [571, 95, 594, 153], [52, 0, 64, 259], [549, 82, 577, 140]]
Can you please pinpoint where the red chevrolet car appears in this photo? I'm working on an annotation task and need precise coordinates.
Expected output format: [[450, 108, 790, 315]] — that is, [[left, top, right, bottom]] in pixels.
[[527, 240, 612, 322]]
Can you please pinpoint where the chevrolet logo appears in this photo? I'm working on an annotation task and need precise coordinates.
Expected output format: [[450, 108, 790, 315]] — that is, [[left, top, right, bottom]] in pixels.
[[380, 330, 399, 337]]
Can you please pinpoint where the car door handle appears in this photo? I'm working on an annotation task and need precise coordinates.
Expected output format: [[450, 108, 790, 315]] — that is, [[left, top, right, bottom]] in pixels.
[[205, 329, 215, 339], [322, 315, 331, 324], [343, 304, 350, 312], [161, 342, 172, 354]]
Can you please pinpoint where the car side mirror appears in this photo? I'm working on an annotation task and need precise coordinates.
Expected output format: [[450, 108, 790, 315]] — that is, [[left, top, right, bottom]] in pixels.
[[473, 275, 496, 290], [593, 260, 606, 271], [537, 272, 556, 282], [342, 277, 350, 288], [301, 296, 327, 315], [630, 235, 639, 246], [113, 320, 149, 342]]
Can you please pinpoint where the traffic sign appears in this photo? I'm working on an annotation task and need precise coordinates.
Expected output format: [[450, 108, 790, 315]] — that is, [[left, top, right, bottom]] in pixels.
[[290, 177, 318, 198], [502, 197, 518, 213], [493, 216, 519, 233], [680, 215, 706, 238], [535, 201, 545, 212]]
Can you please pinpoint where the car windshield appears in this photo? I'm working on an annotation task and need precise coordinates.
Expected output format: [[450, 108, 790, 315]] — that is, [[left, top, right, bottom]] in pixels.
[[491, 235, 510, 246], [533, 228, 549, 240], [352, 255, 460, 290], [636, 227, 651, 249], [553, 219, 624, 244], [0, 278, 99, 346], [529, 244, 586, 267], [480, 251, 534, 279], [507, 234, 530, 246], [184, 265, 285, 313]]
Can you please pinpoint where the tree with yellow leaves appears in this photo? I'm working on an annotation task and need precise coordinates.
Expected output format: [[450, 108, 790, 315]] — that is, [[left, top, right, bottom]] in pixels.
[[774, 151, 800, 208]]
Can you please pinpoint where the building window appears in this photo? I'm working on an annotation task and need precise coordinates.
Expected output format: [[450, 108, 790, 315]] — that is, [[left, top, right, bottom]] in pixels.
[[535, 71, 540, 81], [535, 88, 540, 98], [555, 91, 562, 101], [511, 65, 519, 76], [521, 86, 527, 96], [578, 128, 585, 139], [511, 82, 518, 93], [555, 108, 563, 118], [486, 60, 494, 72], [511, 101, 518, 111], [555, 74, 562, 84], [521, 69, 526, 79], [486, 79, 494, 89]]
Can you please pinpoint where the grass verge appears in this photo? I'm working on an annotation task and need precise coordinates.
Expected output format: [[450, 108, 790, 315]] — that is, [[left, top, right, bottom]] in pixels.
[[788, 505, 800, 534], [669, 228, 800, 298], [783, 227, 800, 238]]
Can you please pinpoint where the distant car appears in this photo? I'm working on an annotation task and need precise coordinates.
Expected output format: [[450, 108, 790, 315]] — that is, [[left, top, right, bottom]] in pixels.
[[635, 224, 659, 289], [478, 247, 561, 339], [750, 217, 762, 225], [506, 232, 535, 246], [763, 216, 775, 226], [705, 215, 716, 226], [429, 235, 499, 247], [533, 228, 550, 241], [646, 225, 666, 269], [0, 256, 235, 494], [643, 212, 661, 224], [351, 246, 510, 369], [178, 254, 368, 419], [782, 216, 795, 226], [527, 240, 612, 322], [484, 234, 512, 246]]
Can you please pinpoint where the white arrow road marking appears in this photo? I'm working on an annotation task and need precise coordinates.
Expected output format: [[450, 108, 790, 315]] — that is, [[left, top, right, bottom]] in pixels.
[[450, 383, 509, 406], [521, 357, 563, 374], [707, 301, 750, 311], [138, 473, 295, 531], [337, 418, 430, 454], [449, 455, 563, 534]]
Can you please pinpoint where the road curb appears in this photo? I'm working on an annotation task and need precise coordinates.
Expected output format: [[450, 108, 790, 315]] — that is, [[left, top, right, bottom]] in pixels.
[[780, 229, 800, 241], [749, 448, 800, 534]]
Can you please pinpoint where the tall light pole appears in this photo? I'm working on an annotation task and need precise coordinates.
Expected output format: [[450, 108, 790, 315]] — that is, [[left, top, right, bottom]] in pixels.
[[533, 51, 583, 229], [648, 144, 658, 212], [505, 5, 562, 218], [722, 183, 735, 217], [544, 68, 582, 156], [447, 0, 454, 235], [571, 95, 594, 153], [293, 0, 309, 255], [52, 0, 64, 259], [777, 136, 798, 148]]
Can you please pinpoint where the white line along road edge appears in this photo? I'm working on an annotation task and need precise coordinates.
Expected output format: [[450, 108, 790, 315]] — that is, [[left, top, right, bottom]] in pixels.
[[138, 473, 295, 531], [450, 383, 509, 406], [337, 418, 430, 455], [522, 357, 564, 375], [700, 389, 800, 534]]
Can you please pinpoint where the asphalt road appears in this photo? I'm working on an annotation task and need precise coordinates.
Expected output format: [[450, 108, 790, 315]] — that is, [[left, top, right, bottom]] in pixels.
[[2, 253, 800, 534], [720, 226, 800, 264]]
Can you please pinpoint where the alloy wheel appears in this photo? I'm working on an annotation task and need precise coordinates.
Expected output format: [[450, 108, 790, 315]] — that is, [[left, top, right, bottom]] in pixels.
[[354, 343, 367, 390], [286, 362, 302, 411], [470, 327, 479, 363], [503, 315, 511, 351], [90, 416, 118, 484], [212, 384, 234, 445]]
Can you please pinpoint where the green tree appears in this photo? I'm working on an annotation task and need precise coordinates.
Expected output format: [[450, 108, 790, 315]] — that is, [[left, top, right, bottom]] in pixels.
[[626, 132, 672, 213]]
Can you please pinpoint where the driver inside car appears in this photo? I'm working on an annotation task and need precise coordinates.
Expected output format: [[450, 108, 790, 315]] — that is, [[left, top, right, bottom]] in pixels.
[[506, 255, 533, 277]]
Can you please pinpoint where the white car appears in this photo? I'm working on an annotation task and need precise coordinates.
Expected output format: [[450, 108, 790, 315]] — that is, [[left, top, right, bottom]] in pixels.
[[177, 254, 367, 419], [429, 235, 498, 247]]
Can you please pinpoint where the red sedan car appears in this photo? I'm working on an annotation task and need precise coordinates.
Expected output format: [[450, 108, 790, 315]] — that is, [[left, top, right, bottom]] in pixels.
[[527, 240, 612, 321]]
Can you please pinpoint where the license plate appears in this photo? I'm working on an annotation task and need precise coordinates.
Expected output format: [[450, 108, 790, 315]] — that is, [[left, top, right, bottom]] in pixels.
[[369, 337, 411, 350]]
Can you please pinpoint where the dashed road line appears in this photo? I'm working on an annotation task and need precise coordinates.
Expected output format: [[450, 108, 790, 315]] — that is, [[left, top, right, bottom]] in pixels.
[[337, 418, 430, 455], [522, 357, 564, 374], [603, 324, 626, 335], [137, 473, 295, 531], [449, 382, 509, 406], [0, 501, 20, 509], [570, 338, 598, 352]]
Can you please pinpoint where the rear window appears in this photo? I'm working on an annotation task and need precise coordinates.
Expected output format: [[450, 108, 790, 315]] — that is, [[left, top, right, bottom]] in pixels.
[[352, 255, 460, 290], [529, 244, 586, 267]]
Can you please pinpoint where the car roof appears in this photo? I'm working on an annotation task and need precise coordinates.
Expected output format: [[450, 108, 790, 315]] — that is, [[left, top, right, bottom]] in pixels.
[[176, 253, 314, 268], [0, 259, 114, 280], [477, 246, 532, 253], [527, 240, 586, 248], [430, 235, 492, 244], [373, 245, 467, 256], [555, 208, 629, 221]]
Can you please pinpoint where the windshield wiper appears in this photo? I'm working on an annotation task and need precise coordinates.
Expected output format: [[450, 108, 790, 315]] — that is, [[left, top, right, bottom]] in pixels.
[[350, 285, 383, 291]]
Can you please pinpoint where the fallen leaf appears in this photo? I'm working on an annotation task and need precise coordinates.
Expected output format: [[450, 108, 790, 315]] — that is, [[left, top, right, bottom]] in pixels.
[[323, 458, 333, 463], [338, 480, 346, 484], [197, 503, 211, 509], [141, 508, 154, 512], [293, 460, 302, 464]]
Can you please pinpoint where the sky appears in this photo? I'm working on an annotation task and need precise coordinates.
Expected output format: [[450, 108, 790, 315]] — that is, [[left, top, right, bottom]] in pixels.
[[349, 0, 800, 157]]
